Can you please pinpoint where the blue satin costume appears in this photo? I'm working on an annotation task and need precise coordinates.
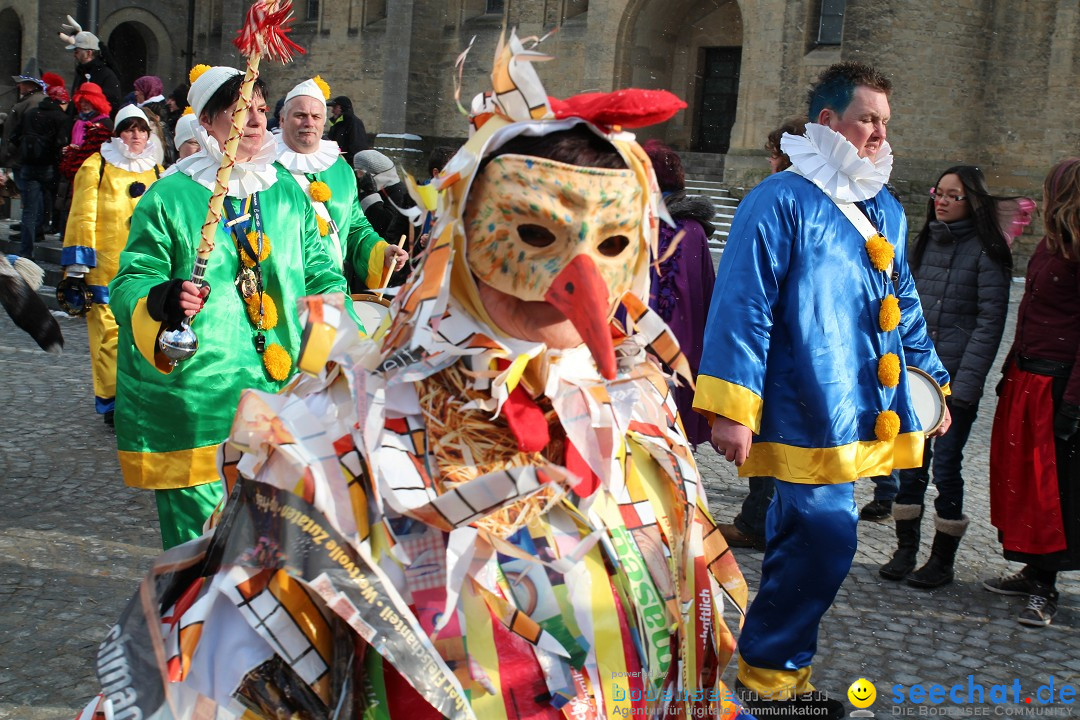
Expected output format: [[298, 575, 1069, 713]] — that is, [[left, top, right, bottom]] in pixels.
[[694, 171, 949, 697]]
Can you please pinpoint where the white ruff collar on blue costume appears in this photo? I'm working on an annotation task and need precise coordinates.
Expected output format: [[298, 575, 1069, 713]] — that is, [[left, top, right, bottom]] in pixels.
[[780, 122, 893, 203]]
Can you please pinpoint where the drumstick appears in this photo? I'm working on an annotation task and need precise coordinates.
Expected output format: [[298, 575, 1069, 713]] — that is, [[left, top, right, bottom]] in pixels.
[[376, 234, 407, 300]]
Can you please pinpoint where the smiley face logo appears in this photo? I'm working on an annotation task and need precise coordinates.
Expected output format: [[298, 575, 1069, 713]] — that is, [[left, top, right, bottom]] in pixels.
[[848, 678, 877, 708]]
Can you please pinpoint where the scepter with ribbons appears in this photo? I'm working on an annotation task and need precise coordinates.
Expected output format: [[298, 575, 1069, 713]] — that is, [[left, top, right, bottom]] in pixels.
[[159, 0, 305, 365]]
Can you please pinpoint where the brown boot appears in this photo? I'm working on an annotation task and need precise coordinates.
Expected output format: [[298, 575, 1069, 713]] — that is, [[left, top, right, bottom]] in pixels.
[[719, 522, 766, 550]]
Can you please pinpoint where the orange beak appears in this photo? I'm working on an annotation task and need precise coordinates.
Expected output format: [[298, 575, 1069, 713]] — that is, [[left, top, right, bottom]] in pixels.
[[543, 254, 617, 380]]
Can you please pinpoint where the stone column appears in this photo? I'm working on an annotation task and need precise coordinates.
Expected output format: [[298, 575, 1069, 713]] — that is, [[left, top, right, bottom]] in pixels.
[[379, 0, 414, 134]]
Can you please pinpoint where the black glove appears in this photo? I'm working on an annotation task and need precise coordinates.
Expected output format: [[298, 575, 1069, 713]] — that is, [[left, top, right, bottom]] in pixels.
[[1053, 403, 1080, 441], [147, 279, 188, 328], [357, 171, 378, 197]]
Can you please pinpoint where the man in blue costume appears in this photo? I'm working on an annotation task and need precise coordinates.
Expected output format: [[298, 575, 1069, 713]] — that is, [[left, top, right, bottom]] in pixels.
[[693, 62, 952, 718]]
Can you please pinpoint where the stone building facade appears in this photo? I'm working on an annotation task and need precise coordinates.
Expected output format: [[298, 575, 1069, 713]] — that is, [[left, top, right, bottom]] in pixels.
[[5, 0, 1079, 268]]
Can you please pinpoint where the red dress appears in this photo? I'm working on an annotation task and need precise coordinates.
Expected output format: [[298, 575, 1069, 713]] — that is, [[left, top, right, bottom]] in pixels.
[[989, 238, 1080, 569]]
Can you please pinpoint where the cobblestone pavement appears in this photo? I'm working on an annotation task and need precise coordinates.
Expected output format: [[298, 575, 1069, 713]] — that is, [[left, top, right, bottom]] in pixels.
[[1, 284, 1077, 719]]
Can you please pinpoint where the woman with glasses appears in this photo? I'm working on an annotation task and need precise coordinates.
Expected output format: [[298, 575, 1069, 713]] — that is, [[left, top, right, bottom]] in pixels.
[[985, 158, 1080, 627], [880, 165, 1028, 589]]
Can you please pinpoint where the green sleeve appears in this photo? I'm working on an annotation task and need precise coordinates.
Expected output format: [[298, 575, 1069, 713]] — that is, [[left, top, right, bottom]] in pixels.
[[300, 198, 367, 333]]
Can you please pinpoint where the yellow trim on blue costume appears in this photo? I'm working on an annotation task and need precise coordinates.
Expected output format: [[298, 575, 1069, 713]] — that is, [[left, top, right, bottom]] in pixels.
[[693, 374, 763, 434], [118, 444, 220, 490], [738, 657, 814, 699], [131, 297, 173, 374], [741, 431, 925, 484]]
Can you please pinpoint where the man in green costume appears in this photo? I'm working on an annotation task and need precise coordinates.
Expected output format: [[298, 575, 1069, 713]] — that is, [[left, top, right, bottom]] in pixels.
[[274, 76, 408, 292], [110, 66, 351, 549]]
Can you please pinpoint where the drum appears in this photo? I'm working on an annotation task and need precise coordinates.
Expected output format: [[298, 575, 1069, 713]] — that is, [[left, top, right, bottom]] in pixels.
[[906, 366, 946, 435], [351, 293, 391, 338]]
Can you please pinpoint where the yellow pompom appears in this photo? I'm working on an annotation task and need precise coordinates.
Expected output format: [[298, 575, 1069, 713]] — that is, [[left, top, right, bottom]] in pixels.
[[877, 353, 901, 387], [245, 292, 279, 330], [189, 64, 212, 84], [312, 75, 331, 100], [865, 234, 895, 272], [879, 294, 901, 332], [263, 343, 292, 381], [182, 106, 194, 116], [875, 410, 901, 441], [239, 231, 272, 267], [317, 216, 329, 237], [309, 181, 332, 203]]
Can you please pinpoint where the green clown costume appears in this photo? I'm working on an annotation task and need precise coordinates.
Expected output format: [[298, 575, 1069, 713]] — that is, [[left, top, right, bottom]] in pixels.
[[274, 76, 391, 290], [109, 66, 349, 549]]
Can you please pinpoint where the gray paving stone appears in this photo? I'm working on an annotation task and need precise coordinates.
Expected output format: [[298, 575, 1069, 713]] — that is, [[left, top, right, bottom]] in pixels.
[[1, 273, 1077, 718]]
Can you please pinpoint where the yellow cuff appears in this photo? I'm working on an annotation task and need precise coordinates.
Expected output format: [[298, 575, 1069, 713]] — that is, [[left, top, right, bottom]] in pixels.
[[692, 375, 762, 434], [941, 382, 951, 396], [132, 297, 173, 374], [366, 240, 388, 290], [738, 657, 814, 700], [118, 444, 219, 489]]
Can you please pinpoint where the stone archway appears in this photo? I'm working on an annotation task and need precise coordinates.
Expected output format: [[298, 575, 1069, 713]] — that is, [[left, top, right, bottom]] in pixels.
[[108, 22, 151, 92], [100, 7, 176, 94], [0, 6, 24, 103], [614, 0, 743, 152]]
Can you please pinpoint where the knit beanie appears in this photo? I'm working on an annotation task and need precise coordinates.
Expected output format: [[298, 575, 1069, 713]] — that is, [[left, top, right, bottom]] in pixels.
[[188, 66, 243, 119], [353, 149, 398, 190]]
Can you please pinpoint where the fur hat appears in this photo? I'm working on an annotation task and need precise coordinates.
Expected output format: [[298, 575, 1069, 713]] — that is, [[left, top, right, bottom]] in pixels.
[[41, 72, 66, 90], [187, 66, 243, 119]]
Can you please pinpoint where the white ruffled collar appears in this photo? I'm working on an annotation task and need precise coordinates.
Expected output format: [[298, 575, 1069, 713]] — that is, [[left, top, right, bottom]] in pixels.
[[780, 122, 893, 202], [100, 136, 163, 173], [275, 137, 341, 174], [174, 126, 279, 196]]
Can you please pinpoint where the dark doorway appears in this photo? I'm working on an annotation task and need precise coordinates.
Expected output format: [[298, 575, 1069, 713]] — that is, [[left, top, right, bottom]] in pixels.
[[108, 22, 148, 94], [0, 9, 22, 88], [694, 46, 741, 153]]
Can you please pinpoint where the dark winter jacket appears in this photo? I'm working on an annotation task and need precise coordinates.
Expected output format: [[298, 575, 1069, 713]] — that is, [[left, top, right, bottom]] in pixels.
[[328, 96, 369, 168], [1, 87, 44, 168], [72, 58, 122, 117], [18, 97, 74, 167], [913, 218, 1010, 407]]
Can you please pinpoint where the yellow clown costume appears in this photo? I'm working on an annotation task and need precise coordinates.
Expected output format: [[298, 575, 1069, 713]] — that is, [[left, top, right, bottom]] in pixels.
[[62, 104, 164, 417], [76, 31, 750, 720]]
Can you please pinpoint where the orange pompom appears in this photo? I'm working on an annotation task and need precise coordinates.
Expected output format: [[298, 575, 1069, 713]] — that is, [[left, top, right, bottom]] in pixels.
[[263, 343, 292, 381], [245, 292, 279, 330], [312, 75, 331, 100], [875, 410, 901, 441], [182, 105, 194, 116], [879, 294, 900, 332], [865, 234, 895, 272], [877, 353, 901, 387], [317, 216, 329, 237], [189, 64, 211, 85], [239, 231, 272, 267], [309, 180, 331, 203]]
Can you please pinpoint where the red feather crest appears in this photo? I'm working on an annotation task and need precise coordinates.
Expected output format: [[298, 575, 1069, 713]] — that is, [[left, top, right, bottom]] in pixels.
[[233, 0, 306, 62], [548, 89, 687, 130]]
